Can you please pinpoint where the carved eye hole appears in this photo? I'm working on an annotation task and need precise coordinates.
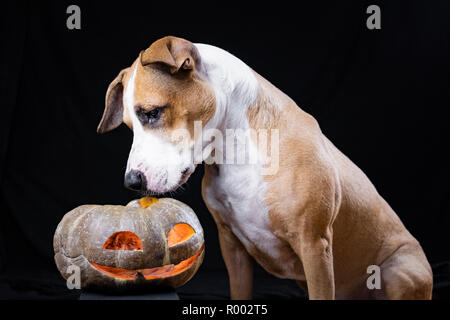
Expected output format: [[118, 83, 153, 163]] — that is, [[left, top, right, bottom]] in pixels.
[[103, 231, 143, 251], [168, 223, 195, 247]]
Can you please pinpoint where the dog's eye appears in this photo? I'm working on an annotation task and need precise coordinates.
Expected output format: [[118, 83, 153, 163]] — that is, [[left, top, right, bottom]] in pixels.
[[137, 106, 165, 125]]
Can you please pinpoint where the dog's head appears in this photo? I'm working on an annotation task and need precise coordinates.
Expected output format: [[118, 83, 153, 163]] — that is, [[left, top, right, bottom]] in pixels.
[[97, 36, 216, 194]]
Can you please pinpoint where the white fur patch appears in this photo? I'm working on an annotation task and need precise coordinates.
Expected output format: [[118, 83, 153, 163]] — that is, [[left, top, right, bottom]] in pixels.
[[195, 44, 258, 131]]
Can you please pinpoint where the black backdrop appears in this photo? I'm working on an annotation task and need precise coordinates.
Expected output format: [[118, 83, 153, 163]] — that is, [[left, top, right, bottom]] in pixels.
[[1, 0, 449, 299]]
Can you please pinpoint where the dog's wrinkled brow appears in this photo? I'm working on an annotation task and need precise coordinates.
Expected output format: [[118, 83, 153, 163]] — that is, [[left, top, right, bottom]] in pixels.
[[134, 103, 165, 112]]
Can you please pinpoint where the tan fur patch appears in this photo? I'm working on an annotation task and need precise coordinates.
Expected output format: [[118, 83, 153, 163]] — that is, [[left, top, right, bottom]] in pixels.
[[131, 57, 215, 142], [244, 68, 431, 299]]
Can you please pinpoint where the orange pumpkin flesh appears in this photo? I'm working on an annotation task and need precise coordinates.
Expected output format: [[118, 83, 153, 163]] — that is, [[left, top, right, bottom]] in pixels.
[[103, 231, 143, 251], [90, 245, 204, 280], [168, 223, 195, 247]]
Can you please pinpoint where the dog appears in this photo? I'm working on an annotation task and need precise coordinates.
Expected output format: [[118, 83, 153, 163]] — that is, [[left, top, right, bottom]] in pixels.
[[97, 36, 433, 299]]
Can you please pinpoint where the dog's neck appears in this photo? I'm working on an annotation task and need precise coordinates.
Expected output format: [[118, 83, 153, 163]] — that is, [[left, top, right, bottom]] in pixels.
[[195, 44, 281, 173], [195, 43, 259, 132]]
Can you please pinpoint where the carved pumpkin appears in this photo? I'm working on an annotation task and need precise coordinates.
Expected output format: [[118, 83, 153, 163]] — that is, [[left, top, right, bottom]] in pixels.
[[54, 197, 204, 292]]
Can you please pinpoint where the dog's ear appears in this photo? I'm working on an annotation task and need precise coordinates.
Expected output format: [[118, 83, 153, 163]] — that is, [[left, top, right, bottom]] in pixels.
[[97, 68, 128, 134], [141, 36, 199, 74]]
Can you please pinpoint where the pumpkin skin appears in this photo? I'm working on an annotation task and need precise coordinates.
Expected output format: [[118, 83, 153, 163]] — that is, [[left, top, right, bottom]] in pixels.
[[54, 198, 204, 292]]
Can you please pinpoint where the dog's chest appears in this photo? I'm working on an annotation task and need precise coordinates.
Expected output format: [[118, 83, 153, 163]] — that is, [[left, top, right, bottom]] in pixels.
[[203, 165, 303, 279]]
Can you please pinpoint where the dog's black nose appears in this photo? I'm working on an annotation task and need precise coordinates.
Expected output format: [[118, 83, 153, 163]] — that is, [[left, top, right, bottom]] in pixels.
[[124, 170, 146, 191]]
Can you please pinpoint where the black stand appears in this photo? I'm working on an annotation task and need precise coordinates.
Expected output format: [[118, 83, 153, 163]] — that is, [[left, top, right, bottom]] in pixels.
[[79, 289, 179, 300]]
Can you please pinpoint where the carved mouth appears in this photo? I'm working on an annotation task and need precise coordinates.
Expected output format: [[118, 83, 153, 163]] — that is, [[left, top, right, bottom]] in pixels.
[[90, 245, 204, 280]]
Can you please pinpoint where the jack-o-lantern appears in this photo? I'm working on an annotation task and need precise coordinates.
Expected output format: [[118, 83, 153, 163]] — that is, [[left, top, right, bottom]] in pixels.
[[54, 197, 204, 292]]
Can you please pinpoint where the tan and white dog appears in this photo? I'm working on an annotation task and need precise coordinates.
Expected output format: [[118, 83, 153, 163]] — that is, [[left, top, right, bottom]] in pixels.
[[97, 36, 433, 299]]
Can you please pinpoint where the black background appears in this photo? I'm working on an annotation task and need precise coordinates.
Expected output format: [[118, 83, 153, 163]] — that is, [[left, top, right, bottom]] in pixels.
[[1, 0, 449, 299]]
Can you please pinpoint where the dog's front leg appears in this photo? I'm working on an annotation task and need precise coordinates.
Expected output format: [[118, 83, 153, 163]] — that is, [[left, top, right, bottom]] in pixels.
[[289, 196, 336, 299], [284, 164, 339, 299], [217, 223, 254, 300], [292, 233, 335, 299]]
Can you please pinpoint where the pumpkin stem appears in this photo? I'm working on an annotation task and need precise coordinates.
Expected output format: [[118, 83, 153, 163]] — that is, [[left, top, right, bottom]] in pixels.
[[139, 197, 159, 208]]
